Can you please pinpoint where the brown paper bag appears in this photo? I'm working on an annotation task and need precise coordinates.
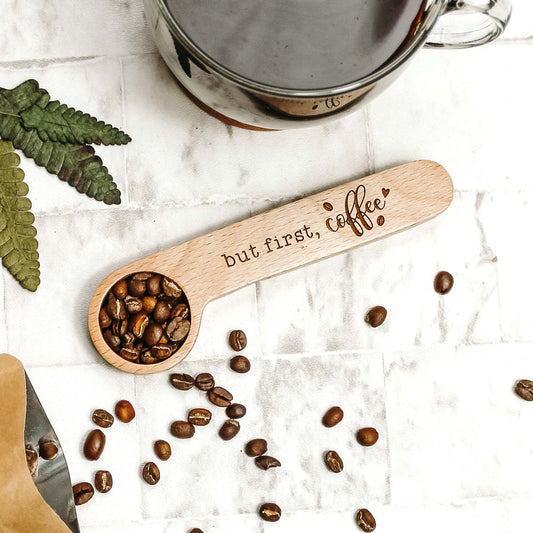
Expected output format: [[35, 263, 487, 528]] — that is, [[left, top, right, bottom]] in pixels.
[[0, 354, 71, 532]]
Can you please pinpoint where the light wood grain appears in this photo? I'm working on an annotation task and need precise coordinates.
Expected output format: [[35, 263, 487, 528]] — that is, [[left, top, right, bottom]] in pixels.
[[89, 160, 453, 374]]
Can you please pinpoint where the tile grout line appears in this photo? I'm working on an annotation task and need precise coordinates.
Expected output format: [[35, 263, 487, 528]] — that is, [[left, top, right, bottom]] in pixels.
[[119, 56, 130, 206], [380, 350, 394, 507]]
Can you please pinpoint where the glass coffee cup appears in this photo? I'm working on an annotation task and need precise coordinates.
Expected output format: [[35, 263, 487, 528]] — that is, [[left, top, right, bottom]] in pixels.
[[144, 0, 511, 130]]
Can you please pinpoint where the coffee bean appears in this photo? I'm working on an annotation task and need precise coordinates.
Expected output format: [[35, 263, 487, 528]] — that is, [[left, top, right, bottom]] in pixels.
[[112, 279, 128, 299], [229, 330, 247, 351], [132, 272, 152, 281], [324, 450, 343, 473], [365, 306, 387, 328], [152, 344, 173, 360], [434, 271, 454, 295], [356, 509, 376, 532], [142, 295, 158, 313], [515, 379, 533, 401], [142, 462, 160, 485], [103, 330, 121, 351], [170, 420, 195, 439], [144, 323, 163, 346], [230, 355, 251, 373], [188, 408, 212, 426], [162, 277, 182, 298], [112, 319, 128, 337], [255, 455, 281, 470], [356, 427, 379, 447], [120, 346, 140, 362], [166, 317, 190, 342], [170, 303, 189, 320], [92, 409, 114, 429], [140, 351, 159, 364], [130, 311, 149, 338], [73, 482, 94, 505], [25, 444, 38, 476], [128, 278, 146, 297], [259, 503, 281, 522], [154, 440, 172, 461], [107, 293, 126, 320], [226, 403, 246, 419], [124, 295, 143, 313], [121, 332, 136, 348], [195, 373, 215, 391], [170, 373, 195, 390], [83, 429, 106, 461], [99, 308, 112, 329], [245, 439, 267, 457], [152, 301, 171, 323], [115, 400, 135, 423], [94, 470, 113, 493], [219, 419, 240, 440], [209, 386, 233, 407], [322, 406, 344, 428], [147, 275, 162, 295], [39, 438, 58, 460], [189, 529, 203, 533]]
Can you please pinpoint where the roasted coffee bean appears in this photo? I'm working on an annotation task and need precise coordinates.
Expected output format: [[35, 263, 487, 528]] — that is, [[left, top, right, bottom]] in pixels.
[[147, 274, 162, 295], [162, 277, 182, 298], [152, 344, 173, 360], [121, 332, 136, 348], [142, 462, 160, 485], [143, 323, 163, 346], [322, 406, 344, 427], [94, 470, 113, 493], [99, 308, 112, 329], [170, 373, 195, 390], [208, 386, 233, 407], [39, 438, 58, 460], [515, 379, 533, 401], [188, 408, 212, 426], [219, 419, 240, 440], [120, 346, 140, 362], [92, 409, 114, 428], [25, 444, 38, 475], [140, 351, 159, 364], [124, 295, 143, 314], [356, 427, 379, 447], [103, 329, 121, 351], [142, 295, 158, 313], [226, 403, 246, 419], [130, 311, 150, 338], [132, 272, 152, 281], [170, 303, 189, 320], [170, 420, 195, 439], [255, 455, 281, 470], [153, 301, 171, 323], [84, 429, 106, 461], [356, 509, 376, 532], [229, 330, 247, 351], [73, 482, 94, 505], [167, 317, 190, 342], [365, 306, 387, 328], [259, 503, 282, 522], [112, 279, 128, 299], [189, 529, 203, 533], [230, 355, 251, 373], [434, 271, 454, 295], [106, 293, 126, 321], [195, 373, 215, 391], [245, 439, 267, 457], [324, 450, 343, 473], [115, 400, 135, 423], [154, 440, 172, 461], [128, 278, 146, 297], [112, 319, 128, 337]]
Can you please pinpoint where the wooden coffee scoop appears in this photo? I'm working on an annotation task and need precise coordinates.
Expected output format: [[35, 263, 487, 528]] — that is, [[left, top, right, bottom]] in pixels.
[[89, 160, 453, 374]]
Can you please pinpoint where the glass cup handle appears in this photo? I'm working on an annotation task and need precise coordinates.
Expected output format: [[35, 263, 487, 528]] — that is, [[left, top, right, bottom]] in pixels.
[[425, 0, 512, 48]]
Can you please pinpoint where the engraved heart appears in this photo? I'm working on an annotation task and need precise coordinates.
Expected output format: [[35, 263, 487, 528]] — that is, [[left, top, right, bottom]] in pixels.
[[382, 188, 390, 198]]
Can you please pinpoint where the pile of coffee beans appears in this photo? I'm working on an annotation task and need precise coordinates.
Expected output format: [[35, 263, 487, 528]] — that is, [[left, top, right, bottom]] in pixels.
[[99, 272, 191, 364]]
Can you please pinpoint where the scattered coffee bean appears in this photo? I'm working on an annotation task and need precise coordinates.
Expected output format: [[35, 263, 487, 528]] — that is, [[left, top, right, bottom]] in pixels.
[[84, 429, 106, 461], [230, 355, 251, 373], [38, 438, 58, 460], [25, 444, 38, 476], [259, 503, 282, 522], [115, 400, 135, 423], [94, 470, 113, 493], [154, 440, 172, 461], [226, 403, 246, 419], [195, 373, 215, 391], [188, 408, 212, 426], [142, 462, 160, 485], [99, 308, 112, 329], [208, 386, 233, 407], [356, 508, 376, 532], [73, 482, 94, 505], [356, 427, 379, 447], [365, 306, 387, 328], [245, 439, 267, 457], [434, 271, 454, 295], [170, 373, 195, 391], [324, 450, 343, 473], [219, 419, 240, 441], [170, 420, 196, 439], [255, 455, 281, 470], [189, 529, 203, 533], [322, 406, 344, 428], [515, 379, 533, 401], [229, 329, 247, 351]]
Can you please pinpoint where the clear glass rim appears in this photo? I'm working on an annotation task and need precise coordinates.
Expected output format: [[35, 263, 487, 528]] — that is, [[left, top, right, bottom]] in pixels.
[[155, 0, 445, 98]]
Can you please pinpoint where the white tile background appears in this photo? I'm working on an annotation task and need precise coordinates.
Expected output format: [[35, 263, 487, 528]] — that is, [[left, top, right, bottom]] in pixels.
[[1, 1, 532, 532]]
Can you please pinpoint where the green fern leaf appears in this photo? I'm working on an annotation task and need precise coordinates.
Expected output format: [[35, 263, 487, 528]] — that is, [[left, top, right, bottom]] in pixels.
[[0, 140, 40, 292]]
